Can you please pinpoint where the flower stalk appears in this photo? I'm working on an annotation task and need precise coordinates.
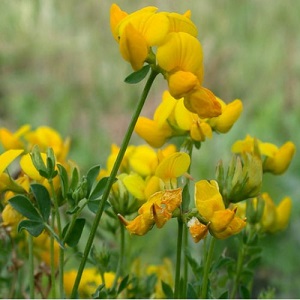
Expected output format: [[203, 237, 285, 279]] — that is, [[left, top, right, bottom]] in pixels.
[[70, 68, 159, 298]]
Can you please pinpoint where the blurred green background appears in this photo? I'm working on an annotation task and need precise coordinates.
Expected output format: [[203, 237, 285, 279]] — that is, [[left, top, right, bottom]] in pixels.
[[1, 0, 299, 298]]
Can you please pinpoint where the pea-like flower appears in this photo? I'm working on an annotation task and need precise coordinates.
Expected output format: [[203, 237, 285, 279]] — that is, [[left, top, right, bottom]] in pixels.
[[232, 135, 296, 175], [194, 180, 246, 239], [119, 188, 182, 236]]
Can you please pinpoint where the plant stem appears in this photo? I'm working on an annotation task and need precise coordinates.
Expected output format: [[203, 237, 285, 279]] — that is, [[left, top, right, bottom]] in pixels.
[[174, 218, 183, 298], [70, 69, 159, 298], [201, 236, 216, 298], [112, 220, 125, 292], [49, 179, 64, 298], [28, 234, 35, 299], [50, 211, 56, 299]]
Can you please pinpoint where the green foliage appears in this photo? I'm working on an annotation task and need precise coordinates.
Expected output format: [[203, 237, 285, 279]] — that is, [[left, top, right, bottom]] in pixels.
[[124, 65, 151, 84]]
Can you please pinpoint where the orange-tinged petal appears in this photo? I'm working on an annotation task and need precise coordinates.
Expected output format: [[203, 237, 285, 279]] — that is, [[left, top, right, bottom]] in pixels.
[[161, 188, 182, 212], [210, 209, 235, 233], [0, 149, 24, 175], [187, 217, 209, 243], [0, 125, 31, 150], [135, 117, 173, 148], [194, 180, 224, 220], [184, 87, 222, 118], [20, 152, 47, 181], [157, 32, 203, 79], [119, 23, 148, 71], [126, 213, 154, 236], [152, 203, 172, 228], [168, 71, 198, 99], [155, 152, 190, 181], [212, 217, 246, 239]]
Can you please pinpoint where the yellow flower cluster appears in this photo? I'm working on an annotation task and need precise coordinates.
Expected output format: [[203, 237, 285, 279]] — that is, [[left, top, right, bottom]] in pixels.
[[232, 134, 296, 175], [110, 4, 223, 119], [135, 90, 242, 148], [0, 124, 71, 264]]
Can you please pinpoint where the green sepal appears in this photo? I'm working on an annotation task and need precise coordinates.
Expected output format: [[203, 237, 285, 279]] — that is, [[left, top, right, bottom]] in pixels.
[[46, 147, 58, 179], [30, 183, 51, 222], [117, 274, 130, 294], [18, 219, 45, 237], [62, 218, 85, 247], [86, 165, 101, 196], [30, 145, 48, 178], [124, 65, 150, 84], [9, 195, 42, 222]]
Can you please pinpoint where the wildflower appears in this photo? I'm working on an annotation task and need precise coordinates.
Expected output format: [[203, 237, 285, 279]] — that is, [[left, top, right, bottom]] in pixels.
[[0, 149, 24, 175], [119, 188, 182, 235], [156, 32, 221, 118], [194, 180, 246, 239], [232, 135, 296, 175], [0, 124, 31, 150], [146, 258, 174, 298], [1, 203, 24, 237], [259, 193, 292, 233], [64, 268, 115, 298]]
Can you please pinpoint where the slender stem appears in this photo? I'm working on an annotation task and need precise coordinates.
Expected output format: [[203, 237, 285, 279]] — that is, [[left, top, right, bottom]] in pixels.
[[174, 218, 183, 298], [49, 179, 64, 298], [71, 69, 159, 298], [201, 236, 216, 298], [28, 234, 35, 299], [50, 211, 56, 298], [112, 221, 125, 292]]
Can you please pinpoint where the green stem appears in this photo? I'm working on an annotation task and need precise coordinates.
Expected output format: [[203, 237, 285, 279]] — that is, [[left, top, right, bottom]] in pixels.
[[174, 218, 183, 298], [50, 211, 56, 298], [201, 236, 216, 298], [49, 179, 64, 298], [28, 234, 35, 299], [70, 69, 159, 298], [112, 220, 125, 292]]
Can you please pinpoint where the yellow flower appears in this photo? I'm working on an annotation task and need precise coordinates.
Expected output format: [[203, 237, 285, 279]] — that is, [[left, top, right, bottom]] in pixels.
[[157, 32, 221, 118], [120, 188, 182, 236], [232, 135, 296, 175], [64, 268, 115, 298], [208, 98, 243, 133], [0, 124, 31, 150], [110, 4, 169, 71], [24, 126, 70, 162], [1, 203, 24, 237], [259, 193, 292, 233], [194, 180, 246, 239], [0, 149, 24, 175], [146, 258, 174, 298]]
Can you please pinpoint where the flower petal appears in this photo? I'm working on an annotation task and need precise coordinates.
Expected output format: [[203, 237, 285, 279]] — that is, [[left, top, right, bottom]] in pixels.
[[0, 149, 24, 175]]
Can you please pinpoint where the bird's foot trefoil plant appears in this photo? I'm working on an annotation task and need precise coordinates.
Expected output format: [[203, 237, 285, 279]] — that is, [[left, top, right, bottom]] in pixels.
[[0, 3, 296, 299]]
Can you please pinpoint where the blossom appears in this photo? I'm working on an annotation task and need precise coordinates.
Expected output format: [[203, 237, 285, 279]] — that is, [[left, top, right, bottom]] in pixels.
[[0, 149, 24, 175], [232, 135, 296, 175], [64, 268, 115, 298], [187, 217, 209, 243], [194, 180, 246, 239], [0, 124, 31, 150], [119, 188, 182, 236]]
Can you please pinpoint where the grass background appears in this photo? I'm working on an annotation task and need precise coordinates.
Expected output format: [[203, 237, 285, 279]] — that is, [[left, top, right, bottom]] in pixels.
[[0, 0, 299, 298]]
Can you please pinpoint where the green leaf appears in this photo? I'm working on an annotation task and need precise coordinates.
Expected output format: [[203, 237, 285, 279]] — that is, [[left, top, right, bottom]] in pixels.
[[185, 249, 202, 280], [124, 65, 150, 84], [70, 166, 80, 191], [57, 164, 69, 199], [30, 183, 51, 221], [62, 218, 85, 247], [86, 165, 101, 195], [46, 147, 58, 178], [161, 281, 174, 299], [88, 199, 111, 214], [89, 177, 110, 201], [9, 195, 42, 221], [187, 283, 198, 299], [218, 290, 229, 299], [117, 274, 130, 294], [18, 219, 45, 237], [239, 285, 251, 299], [30, 145, 48, 178]]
